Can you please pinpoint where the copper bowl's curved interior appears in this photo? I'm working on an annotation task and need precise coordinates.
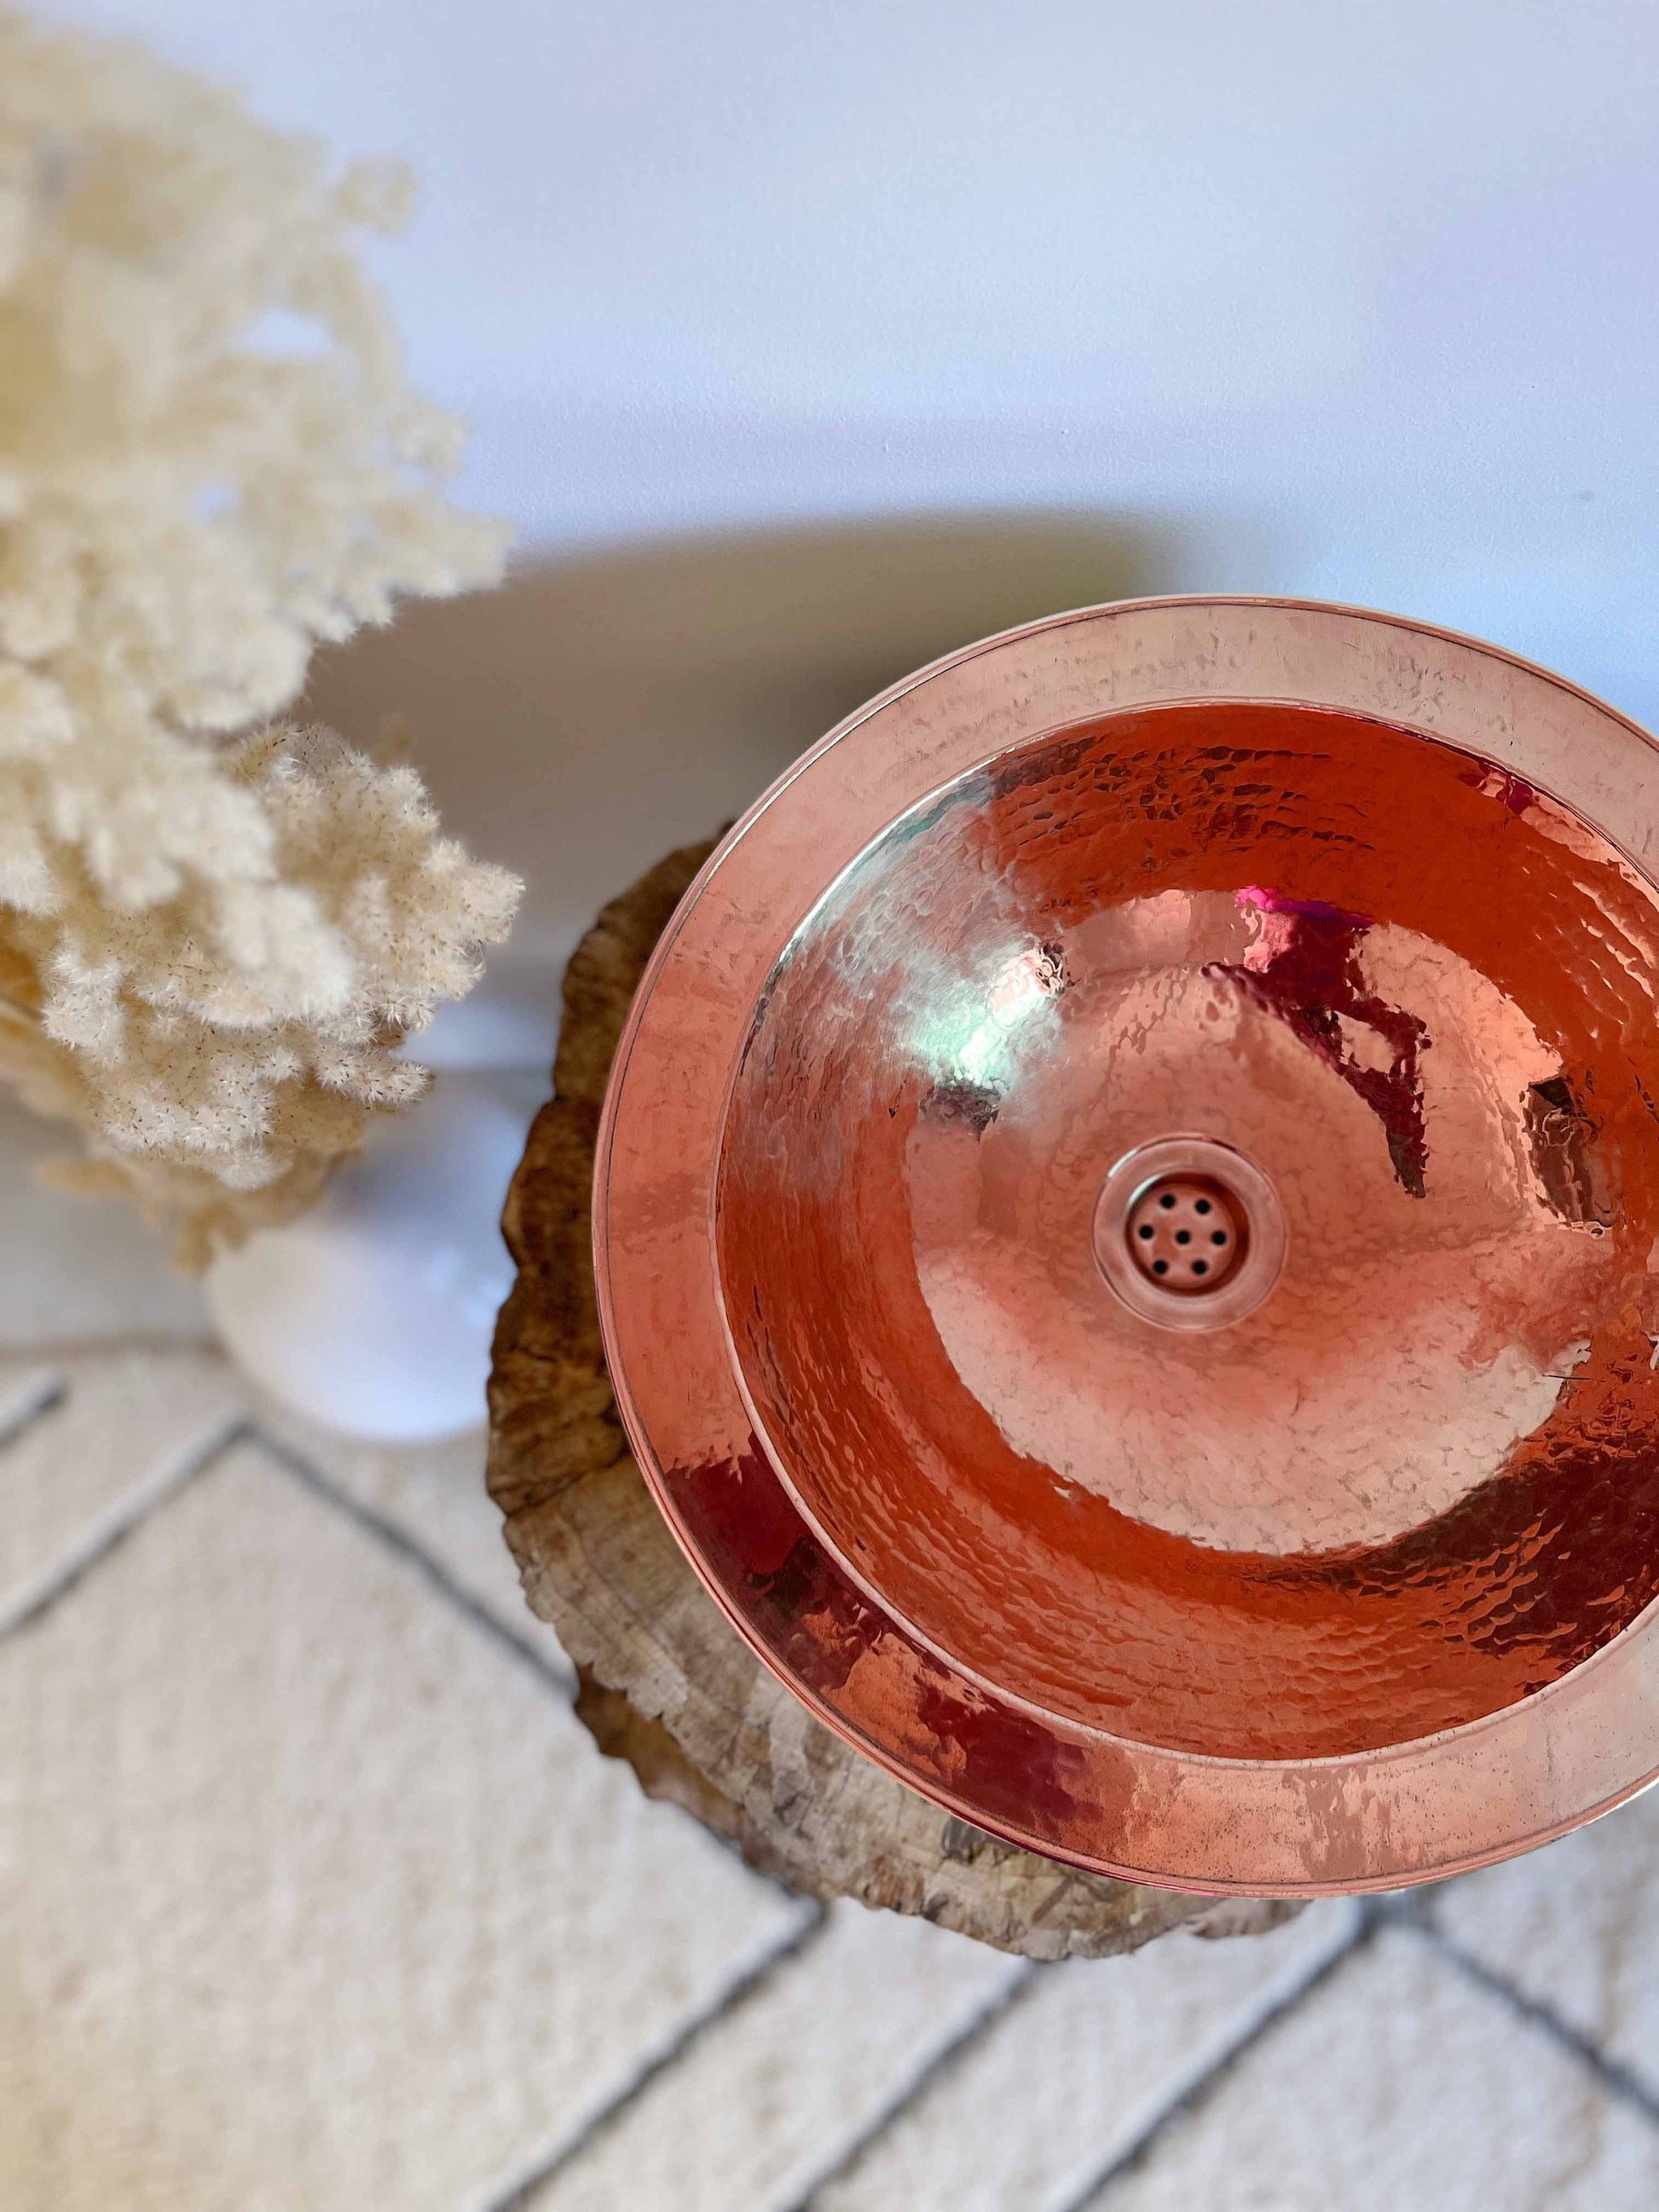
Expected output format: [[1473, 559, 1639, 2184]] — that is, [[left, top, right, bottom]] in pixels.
[[717, 699, 1659, 1762]]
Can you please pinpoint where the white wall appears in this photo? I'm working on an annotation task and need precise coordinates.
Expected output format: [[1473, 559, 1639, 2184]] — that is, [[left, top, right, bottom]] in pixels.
[[32, 0, 1659, 724]]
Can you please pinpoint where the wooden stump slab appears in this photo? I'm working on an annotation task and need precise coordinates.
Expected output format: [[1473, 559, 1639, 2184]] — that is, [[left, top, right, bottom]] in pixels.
[[486, 844, 1295, 1960]]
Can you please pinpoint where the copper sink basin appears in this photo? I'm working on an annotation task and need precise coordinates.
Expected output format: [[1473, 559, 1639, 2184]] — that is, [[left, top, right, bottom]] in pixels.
[[594, 597, 1659, 1894]]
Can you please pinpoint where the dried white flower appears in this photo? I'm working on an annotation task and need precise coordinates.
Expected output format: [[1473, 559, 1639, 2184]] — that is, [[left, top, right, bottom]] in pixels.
[[0, 10, 522, 1263]]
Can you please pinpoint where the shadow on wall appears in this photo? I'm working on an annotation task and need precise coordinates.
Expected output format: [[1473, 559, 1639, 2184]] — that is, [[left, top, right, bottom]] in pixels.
[[300, 511, 1182, 1030]]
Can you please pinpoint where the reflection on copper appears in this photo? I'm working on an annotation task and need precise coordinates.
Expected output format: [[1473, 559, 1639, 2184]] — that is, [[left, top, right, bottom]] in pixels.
[[1209, 889, 1430, 1198], [594, 598, 1659, 1893]]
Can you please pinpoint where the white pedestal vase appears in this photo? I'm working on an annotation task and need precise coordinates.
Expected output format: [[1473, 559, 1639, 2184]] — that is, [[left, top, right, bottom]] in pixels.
[[204, 1060, 544, 1444]]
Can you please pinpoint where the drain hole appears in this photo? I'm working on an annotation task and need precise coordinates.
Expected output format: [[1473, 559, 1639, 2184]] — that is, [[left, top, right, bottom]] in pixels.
[[1121, 1170, 1251, 1302], [1097, 1146, 1282, 1328]]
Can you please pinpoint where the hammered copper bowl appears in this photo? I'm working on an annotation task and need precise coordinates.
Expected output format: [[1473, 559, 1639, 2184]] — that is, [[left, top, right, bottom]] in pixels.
[[594, 598, 1659, 1894]]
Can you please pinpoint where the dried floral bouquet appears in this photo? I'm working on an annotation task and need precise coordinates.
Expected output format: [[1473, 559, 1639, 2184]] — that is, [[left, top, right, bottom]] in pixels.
[[0, 8, 521, 1265]]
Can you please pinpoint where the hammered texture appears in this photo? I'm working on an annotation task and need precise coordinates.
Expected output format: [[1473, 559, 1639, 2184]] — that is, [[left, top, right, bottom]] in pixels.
[[718, 702, 1659, 1760]]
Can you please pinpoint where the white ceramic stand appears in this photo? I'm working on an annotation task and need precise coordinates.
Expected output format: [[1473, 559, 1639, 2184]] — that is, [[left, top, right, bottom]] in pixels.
[[205, 1040, 546, 1443]]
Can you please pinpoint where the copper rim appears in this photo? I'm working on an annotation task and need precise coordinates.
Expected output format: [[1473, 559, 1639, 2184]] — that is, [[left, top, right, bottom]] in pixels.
[[593, 596, 1659, 1895]]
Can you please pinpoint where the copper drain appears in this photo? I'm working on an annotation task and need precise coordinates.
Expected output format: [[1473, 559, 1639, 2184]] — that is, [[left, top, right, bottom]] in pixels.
[[1092, 1136, 1286, 1333], [1125, 1174, 1247, 1294]]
